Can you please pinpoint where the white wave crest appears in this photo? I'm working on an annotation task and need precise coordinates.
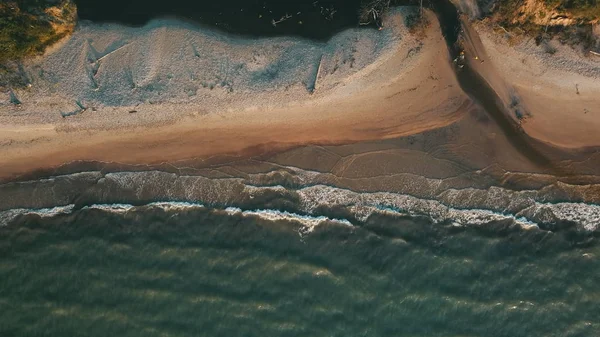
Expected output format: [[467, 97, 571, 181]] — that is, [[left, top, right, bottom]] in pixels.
[[2, 185, 599, 232], [0, 205, 75, 227], [224, 207, 353, 236], [290, 185, 600, 230]]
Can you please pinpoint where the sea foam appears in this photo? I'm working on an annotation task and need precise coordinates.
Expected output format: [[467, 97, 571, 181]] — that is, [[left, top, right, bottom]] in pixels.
[[2, 167, 599, 232]]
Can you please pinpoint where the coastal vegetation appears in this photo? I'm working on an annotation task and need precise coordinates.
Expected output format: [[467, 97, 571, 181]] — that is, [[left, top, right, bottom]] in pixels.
[[542, 0, 600, 22], [0, 0, 76, 89], [0, 0, 76, 63], [0, 0, 598, 90], [484, 0, 599, 51], [490, 0, 599, 25], [1, 0, 597, 65]]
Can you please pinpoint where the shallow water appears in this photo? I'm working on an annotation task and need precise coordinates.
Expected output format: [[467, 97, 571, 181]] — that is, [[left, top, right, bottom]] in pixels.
[[1, 203, 599, 336]]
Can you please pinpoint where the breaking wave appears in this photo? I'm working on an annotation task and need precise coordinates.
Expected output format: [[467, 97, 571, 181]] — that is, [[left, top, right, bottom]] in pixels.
[[1, 166, 599, 233]]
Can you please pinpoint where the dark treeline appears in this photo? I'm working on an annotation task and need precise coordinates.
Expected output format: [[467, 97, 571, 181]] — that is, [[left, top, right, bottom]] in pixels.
[[75, 0, 369, 39]]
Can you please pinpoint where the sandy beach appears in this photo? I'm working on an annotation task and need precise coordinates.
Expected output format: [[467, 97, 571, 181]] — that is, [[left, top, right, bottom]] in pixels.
[[466, 18, 600, 148], [0, 9, 467, 181], [2, 6, 600, 183]]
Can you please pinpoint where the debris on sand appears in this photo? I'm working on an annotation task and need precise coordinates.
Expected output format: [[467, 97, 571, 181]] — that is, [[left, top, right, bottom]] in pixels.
[[61, 100, 87, 118], [9, 90, 21, 105]]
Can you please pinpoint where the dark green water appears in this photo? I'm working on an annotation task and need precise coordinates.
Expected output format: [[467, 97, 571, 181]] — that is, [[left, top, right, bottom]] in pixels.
[[1, 205, 599, 337]]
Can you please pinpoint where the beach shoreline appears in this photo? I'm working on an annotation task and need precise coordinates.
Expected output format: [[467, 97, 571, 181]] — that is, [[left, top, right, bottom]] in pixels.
[[1, 7, 600, 185], [0, 9, 467, 182]]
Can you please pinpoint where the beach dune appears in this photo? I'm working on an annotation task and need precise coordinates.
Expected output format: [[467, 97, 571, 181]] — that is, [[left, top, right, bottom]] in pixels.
[[0, 9, 467, 181]]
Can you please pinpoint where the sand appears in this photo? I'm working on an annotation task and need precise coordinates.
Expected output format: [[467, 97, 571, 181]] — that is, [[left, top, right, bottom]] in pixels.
[[465, 18, 600, 148], [3, 7, 600, 232], [0, 8, 467, 181], [2, 6, 600, 183]]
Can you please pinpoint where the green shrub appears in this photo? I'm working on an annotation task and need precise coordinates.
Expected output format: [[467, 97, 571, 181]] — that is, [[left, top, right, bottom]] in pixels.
[[543, 0, 600, 21], [0, 0, 76, 63]]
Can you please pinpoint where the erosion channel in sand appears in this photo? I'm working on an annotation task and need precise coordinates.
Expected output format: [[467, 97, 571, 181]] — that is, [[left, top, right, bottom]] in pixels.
[[462, 17, 600, 148]]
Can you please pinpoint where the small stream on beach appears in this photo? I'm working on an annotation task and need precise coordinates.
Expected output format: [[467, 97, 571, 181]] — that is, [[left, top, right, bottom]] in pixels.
[[431, 0, 559, 170]]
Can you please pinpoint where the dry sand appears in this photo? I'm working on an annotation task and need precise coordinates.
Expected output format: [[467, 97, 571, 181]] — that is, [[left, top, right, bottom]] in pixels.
[[0, 9, 467, 181], [466, 18, 600, 148]]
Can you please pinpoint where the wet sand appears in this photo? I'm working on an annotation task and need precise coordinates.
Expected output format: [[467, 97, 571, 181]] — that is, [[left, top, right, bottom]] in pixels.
[[1, 7, 600, 203], [3, 101, 600, 230]]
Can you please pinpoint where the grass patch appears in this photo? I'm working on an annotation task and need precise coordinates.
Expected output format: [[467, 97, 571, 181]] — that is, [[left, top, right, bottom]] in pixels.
[[0, 0, 76, 63], [543, 0, 600, 22], [485, 0, 599, 50], [0, 0, 76, 89]]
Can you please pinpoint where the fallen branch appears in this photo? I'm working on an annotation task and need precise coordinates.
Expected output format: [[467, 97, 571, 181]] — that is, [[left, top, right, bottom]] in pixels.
[[306, 55, 324, 94], [96, 43, 130, 62], [497, 25, 511, 35], [271, 13, 292, 27], [313, 55, 323, 93]]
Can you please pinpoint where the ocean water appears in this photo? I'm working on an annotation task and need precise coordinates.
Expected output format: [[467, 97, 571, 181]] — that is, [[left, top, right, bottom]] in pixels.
[[1, 202, 599, 336]]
